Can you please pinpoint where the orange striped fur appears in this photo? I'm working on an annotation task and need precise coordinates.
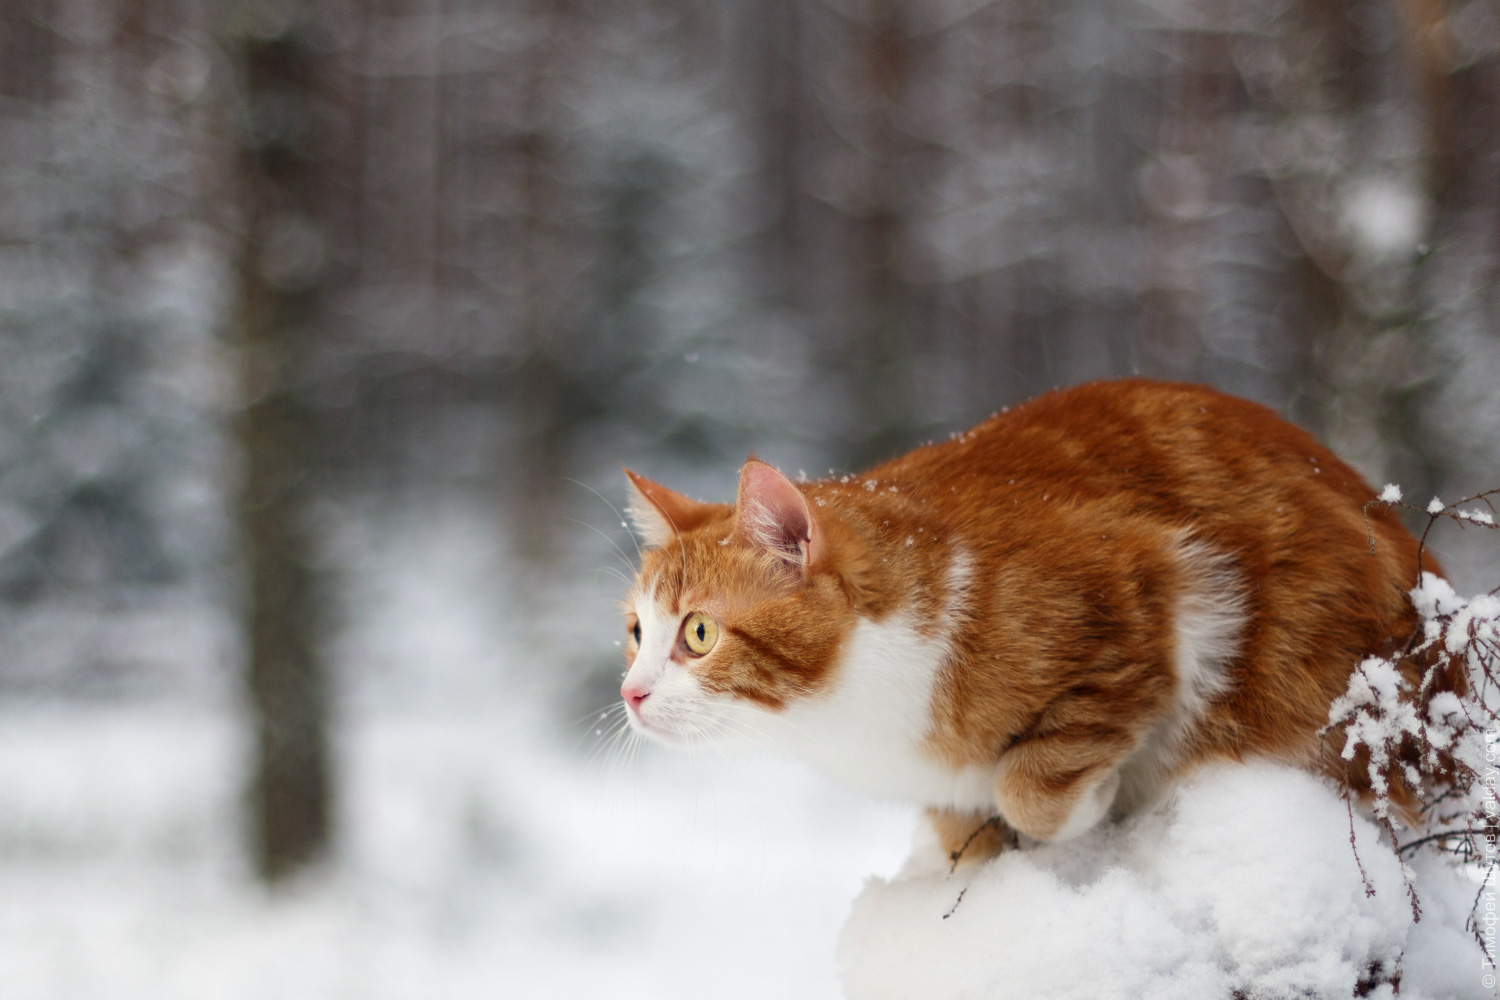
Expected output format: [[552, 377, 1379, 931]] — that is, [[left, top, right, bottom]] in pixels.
[[619, 379, 1438, 859]]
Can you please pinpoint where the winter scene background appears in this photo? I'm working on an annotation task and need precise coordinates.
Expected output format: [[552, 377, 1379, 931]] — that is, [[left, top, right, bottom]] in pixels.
[[1, 0, 1498, 996]]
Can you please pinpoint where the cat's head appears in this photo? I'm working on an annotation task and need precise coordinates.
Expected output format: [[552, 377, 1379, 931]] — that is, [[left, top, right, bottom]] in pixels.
[[618, 460, 873, 747]]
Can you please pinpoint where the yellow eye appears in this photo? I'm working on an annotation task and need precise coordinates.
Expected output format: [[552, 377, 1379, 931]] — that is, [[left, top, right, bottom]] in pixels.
[[683, 612, 719, 656]]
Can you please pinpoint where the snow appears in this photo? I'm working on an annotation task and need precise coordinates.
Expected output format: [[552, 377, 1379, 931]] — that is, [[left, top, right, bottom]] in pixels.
[[1413, 572, 1467, 620], [1450, 594, 1500, 654], [1379, 483, 1404, 503], [0, 496, 914, 999], [33, 729, 1486, 1000], [0, 699, 914, 999], [840, 763, 1490, 1000], [1342, 177, 1428, 258]]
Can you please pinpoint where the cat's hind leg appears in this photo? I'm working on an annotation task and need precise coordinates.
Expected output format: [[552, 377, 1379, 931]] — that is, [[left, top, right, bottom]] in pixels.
[[992, 727, 1133, 842]]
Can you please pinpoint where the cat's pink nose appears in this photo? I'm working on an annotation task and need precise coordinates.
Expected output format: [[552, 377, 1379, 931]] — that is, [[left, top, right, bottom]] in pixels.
[[622, 683, 651, 712]]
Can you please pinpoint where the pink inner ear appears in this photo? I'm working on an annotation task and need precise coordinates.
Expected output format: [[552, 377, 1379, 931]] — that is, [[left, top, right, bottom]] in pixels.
[[737, 460, 817, 566]]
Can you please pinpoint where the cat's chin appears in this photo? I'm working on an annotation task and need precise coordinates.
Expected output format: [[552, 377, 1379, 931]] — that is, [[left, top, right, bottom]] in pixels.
[[624, 708, 712, 749], [626, 703, 754, 752]]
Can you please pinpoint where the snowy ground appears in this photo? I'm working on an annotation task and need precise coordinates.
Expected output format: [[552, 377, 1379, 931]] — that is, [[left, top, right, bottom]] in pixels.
[[0, 699, 914, 999], [0, 496, 915, 998], [7, 708, 1488, 1000], [843, 763, 1492, 1000]]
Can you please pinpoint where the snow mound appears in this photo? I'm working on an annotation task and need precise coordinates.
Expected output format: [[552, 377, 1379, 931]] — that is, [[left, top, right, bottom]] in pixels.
[[839, 763, 1488, 1000]]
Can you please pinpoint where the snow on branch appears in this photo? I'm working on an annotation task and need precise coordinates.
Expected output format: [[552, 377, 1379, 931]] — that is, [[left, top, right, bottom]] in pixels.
[[1334, 486, 1500, 958]]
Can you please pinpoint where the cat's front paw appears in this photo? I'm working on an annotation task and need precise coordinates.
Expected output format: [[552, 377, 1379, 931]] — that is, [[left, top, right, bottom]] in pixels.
[[923, 807, 1015, 873]]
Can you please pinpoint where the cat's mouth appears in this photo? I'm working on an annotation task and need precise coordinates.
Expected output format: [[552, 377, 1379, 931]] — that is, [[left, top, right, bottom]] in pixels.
[[623, 694, 670, 741], [624, 694, 710, 748]]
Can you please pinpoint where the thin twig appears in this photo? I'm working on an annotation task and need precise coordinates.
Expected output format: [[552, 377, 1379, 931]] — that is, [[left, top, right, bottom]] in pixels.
[[948, 815, 1005, 873]]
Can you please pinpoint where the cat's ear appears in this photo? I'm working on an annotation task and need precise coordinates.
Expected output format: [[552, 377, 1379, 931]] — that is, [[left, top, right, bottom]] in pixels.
[[624, 468, 713, 547], [736, 459, 821, 571]]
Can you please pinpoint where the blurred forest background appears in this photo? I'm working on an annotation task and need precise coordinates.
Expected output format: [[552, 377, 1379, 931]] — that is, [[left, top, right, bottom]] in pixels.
[[0, 0, 1496, 994]]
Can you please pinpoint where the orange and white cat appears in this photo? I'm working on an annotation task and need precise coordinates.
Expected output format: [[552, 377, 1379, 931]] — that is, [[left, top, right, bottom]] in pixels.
[[618, 379, 1441, 860]]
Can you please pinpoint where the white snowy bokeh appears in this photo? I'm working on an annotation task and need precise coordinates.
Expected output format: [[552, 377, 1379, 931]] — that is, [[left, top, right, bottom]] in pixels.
[[1341, 177, 1429, 259]]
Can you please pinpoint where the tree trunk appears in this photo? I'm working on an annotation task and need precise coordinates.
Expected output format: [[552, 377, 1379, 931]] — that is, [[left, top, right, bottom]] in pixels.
[[230, 5, 359, 881], [0, 0, 57, 103]]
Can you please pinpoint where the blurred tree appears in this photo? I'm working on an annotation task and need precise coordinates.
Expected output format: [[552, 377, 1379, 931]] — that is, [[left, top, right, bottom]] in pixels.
[[1402, 0, 1500, 586], [0, 0, 57, 104], [731, 0, 1493, 534], [1405, 3, 1500, 428], [837, 0, 926, 467], [509, 0, 588, 563], [229, 0, 361, 880], [0, 0, 230, 698]]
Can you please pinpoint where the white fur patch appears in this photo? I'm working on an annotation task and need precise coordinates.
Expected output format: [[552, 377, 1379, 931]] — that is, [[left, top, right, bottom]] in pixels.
[[1050, 769, 1122, 841], [1117, 537, 1246, 814], [737, 499, 784, 552], [720, 549, 999, 811], [626, 500, 677, 549]]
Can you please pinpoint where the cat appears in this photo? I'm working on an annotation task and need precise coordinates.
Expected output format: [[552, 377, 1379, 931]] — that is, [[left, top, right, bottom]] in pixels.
[[617, 378, 1448, 863]]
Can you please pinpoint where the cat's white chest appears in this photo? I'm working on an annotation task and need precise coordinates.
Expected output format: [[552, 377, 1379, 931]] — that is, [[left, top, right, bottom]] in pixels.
[[725, 555, 998, 812]]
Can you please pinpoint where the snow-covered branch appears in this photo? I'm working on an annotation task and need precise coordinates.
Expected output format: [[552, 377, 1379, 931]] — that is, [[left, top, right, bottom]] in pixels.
[[1332, 486, 1500, 957]]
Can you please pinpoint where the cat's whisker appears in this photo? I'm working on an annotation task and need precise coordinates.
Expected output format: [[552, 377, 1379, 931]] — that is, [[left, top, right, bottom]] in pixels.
[[699, 710, 764, 746], [696, 718, 745, 769], [714, 706, 840, 766], [564, 477, 644, 563], [599, 718, 625, 766], [565, 516, 639, 577], [639, 494, 691, 584], [586, 707, 637, 771], [589, 565, 636, 590], [607, 723, 640, 777], [623, 724, 647, 776], [680, 716, 715, 749], [567, 698, 628, 730], [569, 701, 628, 760], [702, 713, 805, 765], [582, 722, 624, 771]]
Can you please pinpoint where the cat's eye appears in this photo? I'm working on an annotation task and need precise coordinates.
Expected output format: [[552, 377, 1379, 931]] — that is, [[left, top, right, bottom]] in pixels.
[[628, 619, 641, 645], [682, 612, 718, 656]]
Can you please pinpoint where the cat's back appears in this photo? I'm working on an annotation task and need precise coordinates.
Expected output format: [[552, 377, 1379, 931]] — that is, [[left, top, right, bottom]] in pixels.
[[883, 379, 1371, 516], [871, 379, 1427, 773], [874, 379, 1419, 578]]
